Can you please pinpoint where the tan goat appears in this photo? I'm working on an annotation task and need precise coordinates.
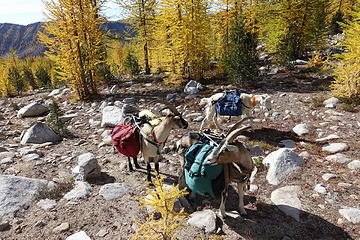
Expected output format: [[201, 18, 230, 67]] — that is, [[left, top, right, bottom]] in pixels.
[[177, 119, 255, 219]]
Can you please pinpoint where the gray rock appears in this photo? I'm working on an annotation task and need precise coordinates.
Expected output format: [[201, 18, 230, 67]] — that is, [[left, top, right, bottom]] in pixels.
[[299, 151, 310, 159], [53, 222, 70, 233], [271, 186, 302, 221], [322, 173, 337, 181], [263, 148, 304, 185], [17, 103, 49, 118], [122, 104, 137, 114], [0, 158, 13, 165], [37, 199, 56, 211], [347, 160, 360, 170], [99, 183, 130, 200], [339, 208, 360, 224], [0, 147, 7, 153], [0, 152, 15, 160], [63, 181, 91, 202], [323, 97, 340, 106], [61, 114, 78, 122], [184, 80, 204, 95], [187, 209, 217, 233], [269, 66, 279, 75], [314, 184, 327, 194], [292, 124, 309, 136], [322, 143, 349, 153], [122, 98, 136, 103], [248, 145, 264, 156], [315, 134, 340, 142], [166, 93, 177, 102], [325, 103, 335, 108], [101, 106, 124, 127], [109, 85, 119, 94], [22, 153, 41, 162], [325, 153, 351, 163], [0, 221, 11, 231], [279, 140, 296, 149], [193, 116, 205, 122], [72, 153, 101, 181], [20, 122, 61, 144], [48, 89, 61, 97], [0, 175, 48, 219], [66, 231, 92, 240]]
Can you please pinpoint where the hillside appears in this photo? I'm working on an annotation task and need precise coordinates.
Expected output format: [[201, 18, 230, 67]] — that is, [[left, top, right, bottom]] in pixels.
[[0, 21, 128, 58]]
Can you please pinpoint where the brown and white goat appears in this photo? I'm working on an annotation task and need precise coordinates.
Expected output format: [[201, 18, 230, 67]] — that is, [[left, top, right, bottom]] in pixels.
[[177, 119, 256, 219], [199, 92, 272, 130], [130, 104, 188, 182]]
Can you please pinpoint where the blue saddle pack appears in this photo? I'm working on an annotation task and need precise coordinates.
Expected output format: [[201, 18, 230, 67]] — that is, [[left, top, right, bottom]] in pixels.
[[215, 89, 248, 116], [184, 141, 224, 197]]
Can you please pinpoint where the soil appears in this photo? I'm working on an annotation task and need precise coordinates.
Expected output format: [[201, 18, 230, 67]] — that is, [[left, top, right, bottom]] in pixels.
[[0, 70, 359, 240]]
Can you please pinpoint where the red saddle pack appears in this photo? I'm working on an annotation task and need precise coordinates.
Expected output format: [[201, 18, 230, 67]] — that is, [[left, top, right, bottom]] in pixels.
[[111, 124, 140, 158]]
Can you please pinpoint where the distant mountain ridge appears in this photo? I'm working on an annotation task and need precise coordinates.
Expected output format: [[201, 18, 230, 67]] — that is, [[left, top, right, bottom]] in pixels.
[[0, 21, 128, 58]]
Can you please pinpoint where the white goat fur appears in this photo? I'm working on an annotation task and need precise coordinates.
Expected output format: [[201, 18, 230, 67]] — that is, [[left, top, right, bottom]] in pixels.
[[199, 92, 272, 130]]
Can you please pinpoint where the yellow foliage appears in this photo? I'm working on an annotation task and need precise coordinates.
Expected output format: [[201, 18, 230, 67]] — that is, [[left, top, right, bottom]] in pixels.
[[308, 51, 326, 68], [331, 4, 360, 101], [131, 174, 188, 240]]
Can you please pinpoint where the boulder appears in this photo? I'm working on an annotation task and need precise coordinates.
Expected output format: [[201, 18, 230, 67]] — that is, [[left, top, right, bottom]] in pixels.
[[292, 124, 309, 136], [322, 143, 349, 154], [17, 102, 49, 118], [63, 181, 91, 202], [184, 80, 204, 95], [339, 208, 360, 224], [20, 122, 61, 144], [66, 231, 92, 240], [99, 183, 130, 200], [101, 106, 124, 127], [263, 148, 304, 185], [0, 175, 48, 219], [72, 153, 101, 181], [271, 186, 302, 221], [187, 209, 217, 233]]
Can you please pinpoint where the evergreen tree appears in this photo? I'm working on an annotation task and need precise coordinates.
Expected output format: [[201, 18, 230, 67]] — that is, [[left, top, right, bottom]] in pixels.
[[39, 0, 107, 100], [35, 67, 51, 88], [331, 4, 360, 101], [22, 67, 37, 90], [124, 51, 141, 75], [8, 66, 26, 96], [223, 15, 259, 83], [48, 101, 67, 137]]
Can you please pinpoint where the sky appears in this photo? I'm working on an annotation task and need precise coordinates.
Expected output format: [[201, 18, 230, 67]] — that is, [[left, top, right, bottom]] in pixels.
[[0, 0, 123, 25]]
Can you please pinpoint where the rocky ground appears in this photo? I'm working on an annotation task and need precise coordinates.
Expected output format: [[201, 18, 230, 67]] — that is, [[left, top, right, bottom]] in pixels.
[[0, 69, 359, 240]]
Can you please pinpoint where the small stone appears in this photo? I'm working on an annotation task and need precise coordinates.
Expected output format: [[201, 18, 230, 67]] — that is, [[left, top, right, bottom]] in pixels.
[[292, 124, 309, 136], [322, 143, 349, 154], [338, 182, 352, 188], [249, 185, 258, 193], [323, 97, 340, 106], [99, 183, 130, 200], [299, 151, 310, 159], [347, 160, 360, 170], [0, 221, 11, 231], [314, 184, 327, 194], [315, 134, 340, 142], [279, 139, 296, 149], [52, 222, 70, 233], [34, 220, 47, 227], [322, 173, 337, 181], [66, 231, 92, 240], [325, 153, 350, 163], [37, 199, 56, 211], [339, 208, 360, 224], [96, 229, 108, 237], [187, 209, 217, 233]]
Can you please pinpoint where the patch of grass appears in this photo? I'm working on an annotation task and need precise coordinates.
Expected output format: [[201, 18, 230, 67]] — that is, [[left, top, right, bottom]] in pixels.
[[247, 140, 277, 152], [36, 177, 74, 200], [341, 103, 358, 113], [252, 156, 264, 168], [310, 96, 326, 109]]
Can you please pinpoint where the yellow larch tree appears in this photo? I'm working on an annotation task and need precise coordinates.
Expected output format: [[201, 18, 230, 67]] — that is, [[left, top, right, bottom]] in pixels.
[[39, 0, 107, 100], [155, 0, 211, 81]]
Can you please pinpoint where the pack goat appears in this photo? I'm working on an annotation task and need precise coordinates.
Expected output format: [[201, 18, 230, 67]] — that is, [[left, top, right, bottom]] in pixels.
[[177, 119, 256, 219], [129, 103, 188, 182], [199, 92, 272, 130]]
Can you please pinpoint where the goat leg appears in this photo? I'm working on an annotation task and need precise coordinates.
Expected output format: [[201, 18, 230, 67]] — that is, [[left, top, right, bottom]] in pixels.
[[128, 157, 134, 172], [155, 161, 160, 174], [133, 157, 141, 169], [237, 182, 247, 215], [219, 188, 228, 219], [146, 162, 152, 182]]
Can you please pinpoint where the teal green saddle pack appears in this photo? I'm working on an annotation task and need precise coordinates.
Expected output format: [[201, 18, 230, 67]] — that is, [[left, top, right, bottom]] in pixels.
[[184, 141, 224, 197]]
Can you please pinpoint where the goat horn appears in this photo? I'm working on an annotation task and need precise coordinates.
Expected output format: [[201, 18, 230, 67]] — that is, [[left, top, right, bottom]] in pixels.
[[157, 99, 180, 116], [226, 117, 252, 136], [226, 125, 251, 143]]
